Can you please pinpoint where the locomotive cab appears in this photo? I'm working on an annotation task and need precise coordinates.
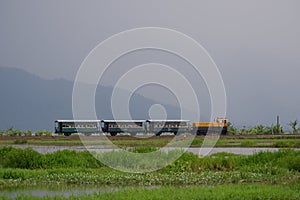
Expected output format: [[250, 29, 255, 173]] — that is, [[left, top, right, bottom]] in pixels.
[[192, 117, 228, 135], [216, 118, 227, 124]]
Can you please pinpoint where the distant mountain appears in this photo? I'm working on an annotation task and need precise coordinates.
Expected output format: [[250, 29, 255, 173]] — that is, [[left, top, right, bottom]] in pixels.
[[0, 67, 182, 131]]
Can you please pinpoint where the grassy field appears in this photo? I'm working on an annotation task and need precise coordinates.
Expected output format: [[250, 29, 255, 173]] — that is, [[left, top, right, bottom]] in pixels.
[[0, 146, 299, 199], [0, 135, 300, 148], [0, 147, 299, 185]]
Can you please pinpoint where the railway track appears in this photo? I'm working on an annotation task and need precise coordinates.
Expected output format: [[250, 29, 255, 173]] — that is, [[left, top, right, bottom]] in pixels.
[[0, 134, 299, 141]]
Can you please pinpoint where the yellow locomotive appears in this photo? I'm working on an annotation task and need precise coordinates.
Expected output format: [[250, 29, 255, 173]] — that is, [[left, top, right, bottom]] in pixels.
[[192, 118, 228, 135]]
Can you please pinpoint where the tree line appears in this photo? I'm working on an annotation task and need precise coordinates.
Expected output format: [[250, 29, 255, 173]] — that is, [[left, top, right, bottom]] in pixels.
[[0, 127, 52, 136], [227, 119, 300, 135]]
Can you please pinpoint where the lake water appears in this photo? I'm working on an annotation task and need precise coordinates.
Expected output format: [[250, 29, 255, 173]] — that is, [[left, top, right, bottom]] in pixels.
[[7, 145, 286, 155]]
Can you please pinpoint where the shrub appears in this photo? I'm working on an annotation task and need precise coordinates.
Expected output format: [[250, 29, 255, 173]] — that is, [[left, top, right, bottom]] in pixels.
[[3, 148, 42, 169], [13, 139, 28, 144], [24, 130, 32, 136], [0, 128, 33, 136], [0, 146, 14, 165], [129, 147, 158, 153], [284, 155, 300, 171], [43, 150, 103, 168], [6, 127, 23, 136], [0, 147, 103, 169], [35, 130, 52, 136], [161, 152, 200, 172], [0, 147, 299, 173]]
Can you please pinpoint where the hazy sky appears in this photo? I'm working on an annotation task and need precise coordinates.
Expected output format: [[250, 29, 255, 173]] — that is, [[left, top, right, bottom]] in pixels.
[[1, 0, 300, 128]]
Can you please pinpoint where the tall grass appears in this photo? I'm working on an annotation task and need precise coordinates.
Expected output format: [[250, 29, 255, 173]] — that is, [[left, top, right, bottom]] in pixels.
[[0, 147, 299, 173], [0, 147, 299, 187], [0, 147, 103, 169]]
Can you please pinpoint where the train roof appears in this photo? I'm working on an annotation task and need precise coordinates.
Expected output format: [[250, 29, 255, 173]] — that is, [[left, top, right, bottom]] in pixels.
[[55, 119, 193, 123], [101, 120, 146, 123], [55, 120, 101, 123], [146, 119, 190, 122]]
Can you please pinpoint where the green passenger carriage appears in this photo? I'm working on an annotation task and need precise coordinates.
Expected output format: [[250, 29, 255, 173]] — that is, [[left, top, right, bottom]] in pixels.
[[54, 120, 100, 136], [101, 120, 146, 136], [147, 120, 190, 136], [54, 118, 227, 136]]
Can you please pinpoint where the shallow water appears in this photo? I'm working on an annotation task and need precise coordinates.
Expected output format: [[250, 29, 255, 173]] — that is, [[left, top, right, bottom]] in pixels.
[[0, 184, 143, 198], [6, 145, 289, 155]]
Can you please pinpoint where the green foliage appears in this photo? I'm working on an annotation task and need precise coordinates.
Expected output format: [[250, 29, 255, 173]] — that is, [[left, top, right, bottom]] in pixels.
[[0, 147, 103, 169], [244, 124, 283, 135], [0, 129, 50, 137], [270, 124, 283, 134], [240, 140, 255, 147], [0, 147, 299, 174], [2, 148, 42, 169], [13, 139, 28, 144], [162, 152, 200, 172], [95, 183, 300, 200], [247, 125, 265, 134], [190, 138, 203, 146], [272, 141, 289, 147], [281, 155, 300, 171], [0, 146, 14, 160], [289, 119, 298, 133], [6, 127, 23, 136], [35, 130, 52, 136], [43, 150, 103, 168], [24, 130, 32, 136], [1, 181, 300, 199], [0, 128, 33, 136], [95, 149, 183, 173], [0, 147, 299, 190], [128, 147, 158, 153], [227, 122, 239, 135], [226, 122, 284, 135], [238, 149, 300, 172]]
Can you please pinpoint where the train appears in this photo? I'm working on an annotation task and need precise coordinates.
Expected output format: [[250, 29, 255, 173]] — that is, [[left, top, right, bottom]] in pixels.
[[55, 118, 228, 136]]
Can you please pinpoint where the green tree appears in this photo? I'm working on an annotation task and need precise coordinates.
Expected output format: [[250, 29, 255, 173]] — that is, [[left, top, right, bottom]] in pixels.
[[5, 127, 23, 136], [239, 126, 248, 135], [35, 130, 52, 136], [24, 130, 32, 136], [272, 124, 283, 134], [227, 122, 239, 135], [288, 120, 298, 133]]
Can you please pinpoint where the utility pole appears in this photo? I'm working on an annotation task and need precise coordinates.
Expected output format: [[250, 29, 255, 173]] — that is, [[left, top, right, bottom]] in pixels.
[[276, 115, 281, 134]]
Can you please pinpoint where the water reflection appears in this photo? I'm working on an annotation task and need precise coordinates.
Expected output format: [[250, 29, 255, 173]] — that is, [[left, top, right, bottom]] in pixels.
[[0, 184, 135, 198]]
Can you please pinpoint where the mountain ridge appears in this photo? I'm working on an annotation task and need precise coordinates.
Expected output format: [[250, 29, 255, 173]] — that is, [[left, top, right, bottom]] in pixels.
[[0, 67, 183, 131]]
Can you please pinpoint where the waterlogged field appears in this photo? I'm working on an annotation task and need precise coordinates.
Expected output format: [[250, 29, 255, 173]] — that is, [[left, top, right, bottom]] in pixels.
[[0, 146, 299, 199], [1, 184, 300, 200]]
